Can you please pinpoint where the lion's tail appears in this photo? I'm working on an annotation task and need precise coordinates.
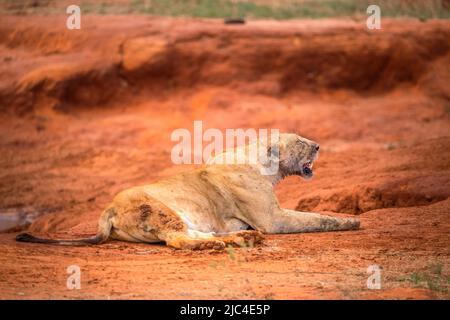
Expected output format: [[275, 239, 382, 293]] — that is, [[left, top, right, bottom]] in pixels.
[[15, 207, 116, 246]]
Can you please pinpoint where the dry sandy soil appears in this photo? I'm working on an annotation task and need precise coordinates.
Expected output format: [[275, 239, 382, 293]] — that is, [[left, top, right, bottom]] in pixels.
[[0, 15, 449, 299]]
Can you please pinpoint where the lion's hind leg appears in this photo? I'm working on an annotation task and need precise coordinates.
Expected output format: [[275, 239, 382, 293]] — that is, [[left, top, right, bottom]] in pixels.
[[163, 230, 226, 250], [213, 230, 264, 248], [163, 229, 264, 250], [109, 191, 189, 244]]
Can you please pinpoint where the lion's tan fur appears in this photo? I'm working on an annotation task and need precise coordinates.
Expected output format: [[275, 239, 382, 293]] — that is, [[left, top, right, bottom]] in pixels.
[[16, 133, 359, 249]]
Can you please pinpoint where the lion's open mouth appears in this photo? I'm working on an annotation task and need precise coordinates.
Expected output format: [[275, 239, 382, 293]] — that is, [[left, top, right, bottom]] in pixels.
[[302, 161, 313, 176]]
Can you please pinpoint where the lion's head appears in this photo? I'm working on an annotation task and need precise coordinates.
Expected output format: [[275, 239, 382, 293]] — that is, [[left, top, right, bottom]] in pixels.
[[267, 133, 319, 180]]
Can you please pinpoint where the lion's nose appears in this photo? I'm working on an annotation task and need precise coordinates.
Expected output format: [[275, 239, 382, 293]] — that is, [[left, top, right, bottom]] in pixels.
[[314, 144, 320, 151]]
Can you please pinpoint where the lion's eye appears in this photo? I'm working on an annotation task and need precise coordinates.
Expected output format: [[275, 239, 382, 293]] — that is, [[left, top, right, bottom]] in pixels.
[[296, 140, 306, 149]]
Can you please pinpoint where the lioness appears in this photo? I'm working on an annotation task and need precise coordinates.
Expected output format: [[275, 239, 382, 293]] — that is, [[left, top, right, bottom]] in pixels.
[[16, 133, 359, 250]]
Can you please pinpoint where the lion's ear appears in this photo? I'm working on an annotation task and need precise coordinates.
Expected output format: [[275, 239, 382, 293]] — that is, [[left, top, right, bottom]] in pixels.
[[267, 145, 279, 159], [258, 143, 280, 176]]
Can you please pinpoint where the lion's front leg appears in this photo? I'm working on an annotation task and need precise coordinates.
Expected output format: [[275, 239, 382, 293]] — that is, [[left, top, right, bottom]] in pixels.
[[258, 209, 360, 234]]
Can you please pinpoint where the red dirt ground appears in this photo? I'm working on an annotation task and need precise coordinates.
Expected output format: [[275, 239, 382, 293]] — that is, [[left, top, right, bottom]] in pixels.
[[0, 15, 449, 299]]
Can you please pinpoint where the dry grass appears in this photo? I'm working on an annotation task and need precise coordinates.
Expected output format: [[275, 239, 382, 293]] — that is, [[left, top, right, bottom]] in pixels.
[[0, 0, 449, 19]]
